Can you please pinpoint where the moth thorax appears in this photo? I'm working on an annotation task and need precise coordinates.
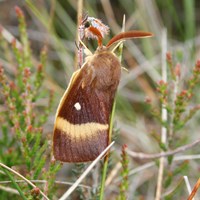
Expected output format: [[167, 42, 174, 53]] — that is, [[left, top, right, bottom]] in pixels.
[[91, 52, 121, 90]]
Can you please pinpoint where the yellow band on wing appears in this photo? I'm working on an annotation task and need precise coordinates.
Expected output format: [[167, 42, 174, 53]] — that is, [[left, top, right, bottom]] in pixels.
[[55, 117, 109, 140]]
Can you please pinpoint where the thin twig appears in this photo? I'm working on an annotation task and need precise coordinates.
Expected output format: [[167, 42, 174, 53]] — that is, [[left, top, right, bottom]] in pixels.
[[59, 141, 115, 200], [0, 162, 49, 200], [184, 176, 193, 198], [155, 28, 167, 200], [187, 178, 200, 200], [99, 15, 126, 200], [1, 168, 27, 200], [0, 25, 22, 48], [0, 184, 19, 195], [0, 180, 91, 190], [114, 154, 200, 185], [105, 162, 121, 187], [126, 137, 200, 160]]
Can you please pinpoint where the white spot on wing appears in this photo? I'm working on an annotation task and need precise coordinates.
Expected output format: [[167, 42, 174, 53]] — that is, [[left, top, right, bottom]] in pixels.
[[74, 102, 81, 111]]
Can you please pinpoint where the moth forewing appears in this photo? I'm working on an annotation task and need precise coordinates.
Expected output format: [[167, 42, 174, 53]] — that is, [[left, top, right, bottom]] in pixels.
[[54, 70, 80, 120], [53, 47, 121, 162], [53, 29, 153, 163]]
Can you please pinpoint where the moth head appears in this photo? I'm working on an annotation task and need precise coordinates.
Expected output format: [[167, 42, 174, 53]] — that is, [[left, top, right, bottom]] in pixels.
[[82, 16, 110, 47]]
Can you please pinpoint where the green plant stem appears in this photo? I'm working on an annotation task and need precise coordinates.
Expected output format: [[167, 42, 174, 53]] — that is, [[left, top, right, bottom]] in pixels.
[[0, 162, 49, 200], [99, 155, 109, 200], [1, 167, 27, 200], [99, 16, 124, 199], [99, 99, 116, 200]]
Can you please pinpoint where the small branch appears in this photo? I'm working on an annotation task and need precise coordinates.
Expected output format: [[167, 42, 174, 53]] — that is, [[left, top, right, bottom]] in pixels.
[[0, 185, 19, 195], [184, 176, 193, 197], [155, 28, 168, 200], [105, 162, 121, 187], [0, 180, 91, 190], [156, 157, 164, 200], [114, 154, 200, 185], [0, 162, 49, 200], [0, 25, 22, 49], [59, 141, 115, 200], [99, 15, 126, 200], [187, 178, 200, 200], [126, 137, 200, 160]]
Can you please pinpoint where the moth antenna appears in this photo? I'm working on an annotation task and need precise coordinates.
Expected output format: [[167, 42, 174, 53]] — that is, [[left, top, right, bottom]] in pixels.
[[78, 36, 93, 56], [106, 31, 153, 48]]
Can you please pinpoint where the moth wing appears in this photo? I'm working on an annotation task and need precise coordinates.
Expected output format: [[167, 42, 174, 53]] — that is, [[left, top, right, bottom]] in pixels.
[[53, 66, 111, 162]]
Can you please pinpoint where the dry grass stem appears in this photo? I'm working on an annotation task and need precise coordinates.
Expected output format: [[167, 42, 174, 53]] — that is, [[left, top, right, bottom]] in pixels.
[[0, 162, 49, 200], [155, 28, 167, 200], [59, 141, 115, 200], [126, 137, 200, 160]]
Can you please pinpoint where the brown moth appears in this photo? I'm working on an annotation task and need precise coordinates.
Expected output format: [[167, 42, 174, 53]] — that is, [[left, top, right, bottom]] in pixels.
[[53, 30, 153, 162]]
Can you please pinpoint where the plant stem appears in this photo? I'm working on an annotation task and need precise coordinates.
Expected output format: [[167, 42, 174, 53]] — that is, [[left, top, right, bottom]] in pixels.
[[0, 162, 49, 200], [1, 167, 27, 200], [99, 100, 116, 200], [99, 15, 125, 200], [155, 28, 167, 200], [59, 142, 115, 200]]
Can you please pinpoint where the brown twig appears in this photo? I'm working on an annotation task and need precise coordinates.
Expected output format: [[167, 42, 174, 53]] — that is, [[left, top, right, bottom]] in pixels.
[[187, 178, 200, 200], [126, 137, 200, 160]]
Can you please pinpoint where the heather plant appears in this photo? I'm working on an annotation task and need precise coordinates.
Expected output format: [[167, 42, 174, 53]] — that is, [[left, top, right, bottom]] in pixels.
[[0, 1, 200, 200], [0, 6, 60, 199], [149, 55, 200, 198]]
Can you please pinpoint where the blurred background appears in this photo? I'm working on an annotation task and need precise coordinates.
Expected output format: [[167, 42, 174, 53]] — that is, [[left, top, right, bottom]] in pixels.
[[1, 0, 200, 199]]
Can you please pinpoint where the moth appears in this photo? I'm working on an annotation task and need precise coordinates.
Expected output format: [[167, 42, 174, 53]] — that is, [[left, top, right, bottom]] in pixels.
[[53, 22, 152, 162]]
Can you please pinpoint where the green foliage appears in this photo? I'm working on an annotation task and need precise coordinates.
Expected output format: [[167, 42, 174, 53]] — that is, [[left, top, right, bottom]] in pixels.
[[0, 1, 200, 199], [0, 6, 60, 199], [146, 53, 200, 197], [117, 144, 129, 200]]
